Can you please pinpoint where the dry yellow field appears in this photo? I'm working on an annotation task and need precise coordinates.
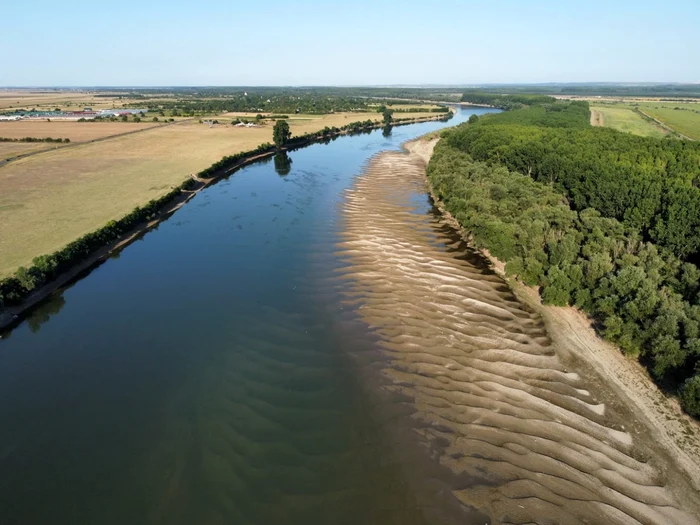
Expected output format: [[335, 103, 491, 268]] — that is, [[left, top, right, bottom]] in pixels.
[[0, 111, 437, 276], [0, 121, 160, 142], [0, 90, 142, 111], [0, 142, 59, 160]]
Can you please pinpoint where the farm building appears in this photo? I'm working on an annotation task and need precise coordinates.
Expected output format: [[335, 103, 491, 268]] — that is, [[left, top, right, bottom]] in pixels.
[[98, 109, 147, 117]]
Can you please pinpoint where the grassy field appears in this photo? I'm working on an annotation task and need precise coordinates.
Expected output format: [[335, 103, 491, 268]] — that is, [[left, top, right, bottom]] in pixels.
[[589, 105, 667, 137], [0, 142, 59, 159], [0, 90, 151, 111], [639, 105, 700, 140], [0, 89, 167, 111], [0, 110, 437, 277], [0, 121, 159, 142], [581, 96, 700, 140]]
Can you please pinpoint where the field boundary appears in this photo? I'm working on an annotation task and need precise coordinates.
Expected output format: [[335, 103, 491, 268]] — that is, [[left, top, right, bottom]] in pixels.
[[635, 108, 695, 140], [0, 119, 188, 166], [0, 112, 450, 332]]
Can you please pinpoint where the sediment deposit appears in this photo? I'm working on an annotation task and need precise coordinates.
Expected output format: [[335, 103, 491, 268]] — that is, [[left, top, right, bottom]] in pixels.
[[336, 148, 700, 525]]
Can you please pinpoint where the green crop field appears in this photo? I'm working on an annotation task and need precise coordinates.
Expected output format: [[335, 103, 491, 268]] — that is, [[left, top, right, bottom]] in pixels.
[[639, 105, 700, 140], [590, 105, 667, 138], [589, 99, 700, 140]]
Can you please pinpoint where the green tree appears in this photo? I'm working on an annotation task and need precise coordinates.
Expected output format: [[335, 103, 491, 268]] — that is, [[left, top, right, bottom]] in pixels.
[[680, 376, 700, 417], [273, 120, 291, 148], [382, 109, 393, 125], [468, 114, 479, 124], [542, 265, 573, 306], [15, 267, 39, 292]]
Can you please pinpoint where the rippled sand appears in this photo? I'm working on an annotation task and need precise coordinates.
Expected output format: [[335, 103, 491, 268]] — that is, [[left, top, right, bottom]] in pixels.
[[336, 150, 700, 525]]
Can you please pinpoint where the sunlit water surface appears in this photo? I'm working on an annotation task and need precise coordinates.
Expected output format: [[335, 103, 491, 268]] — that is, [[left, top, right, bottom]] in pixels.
[[0, 107, 498, 525]]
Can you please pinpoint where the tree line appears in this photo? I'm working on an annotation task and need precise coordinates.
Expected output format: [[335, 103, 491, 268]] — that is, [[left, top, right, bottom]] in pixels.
[[0, 137, 70, 143], [461, 91, 557, 110], [427, 101, 700, 418], [0, 177, 197, 308]]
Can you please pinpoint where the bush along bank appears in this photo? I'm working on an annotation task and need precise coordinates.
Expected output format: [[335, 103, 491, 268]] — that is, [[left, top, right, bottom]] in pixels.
[[0, 112, 451, 325], [428, 126, 700, 419]]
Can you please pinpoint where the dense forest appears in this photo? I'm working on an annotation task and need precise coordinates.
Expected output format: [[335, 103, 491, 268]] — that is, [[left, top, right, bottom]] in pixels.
[[461, 91, 557, 109], [108, 91, 452, 116], [451, 102, 700, 258], [120, 86, 466, 103], [458, 83, 700, 98], [152, 93, 371, 115], [428, 99, 700, 417]]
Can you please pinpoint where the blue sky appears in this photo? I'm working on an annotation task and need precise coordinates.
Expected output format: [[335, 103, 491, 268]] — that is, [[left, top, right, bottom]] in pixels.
[[2, 0, 698, 86]]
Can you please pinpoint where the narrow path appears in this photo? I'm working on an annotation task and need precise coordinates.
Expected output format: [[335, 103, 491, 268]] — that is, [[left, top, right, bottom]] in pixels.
[[590, 108, 604, 126]]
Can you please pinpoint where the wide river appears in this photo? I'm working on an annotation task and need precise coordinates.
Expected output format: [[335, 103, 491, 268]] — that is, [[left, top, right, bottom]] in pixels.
[[0, 107, 499, 525]]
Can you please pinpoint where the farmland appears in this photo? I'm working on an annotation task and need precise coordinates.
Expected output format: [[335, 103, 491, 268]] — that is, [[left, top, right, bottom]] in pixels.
[[0, 89, 156, 112], [0, 141, 58, 159], [0, 109, 439, 277], [584, 98, 700, 140], [640, 104, 700, 139], [0, 120, 159, 140], [589, 105, 667, 137]]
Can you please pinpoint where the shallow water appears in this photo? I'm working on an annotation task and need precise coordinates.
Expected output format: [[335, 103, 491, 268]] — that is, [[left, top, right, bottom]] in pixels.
[[0, 107, 499, 525], [337, 150, 699, 525]]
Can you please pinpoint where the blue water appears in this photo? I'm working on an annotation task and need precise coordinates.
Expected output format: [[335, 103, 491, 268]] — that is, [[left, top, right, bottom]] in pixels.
[[0, 106, 499, 525]]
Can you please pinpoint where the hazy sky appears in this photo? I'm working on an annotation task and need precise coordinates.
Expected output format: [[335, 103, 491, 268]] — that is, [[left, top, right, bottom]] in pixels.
[[2, 0, 698, 86]]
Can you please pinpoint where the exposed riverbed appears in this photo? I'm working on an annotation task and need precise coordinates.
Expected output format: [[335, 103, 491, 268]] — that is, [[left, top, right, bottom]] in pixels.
[[336, 145, 700, 524]]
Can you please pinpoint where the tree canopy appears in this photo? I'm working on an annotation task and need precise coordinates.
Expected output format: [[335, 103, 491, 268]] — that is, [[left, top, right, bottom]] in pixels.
[[273, 120, 291, 148], [430, 96, 700, 418]]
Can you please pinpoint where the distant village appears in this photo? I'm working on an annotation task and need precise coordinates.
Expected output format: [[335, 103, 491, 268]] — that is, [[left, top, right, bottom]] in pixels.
[[0, 108, 148, 121]]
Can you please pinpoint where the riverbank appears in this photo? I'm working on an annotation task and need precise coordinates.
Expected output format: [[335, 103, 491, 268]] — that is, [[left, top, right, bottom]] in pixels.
[[406, 136, 700, 493], [338, 140, 700, 523], [0, 113, 450, 333]]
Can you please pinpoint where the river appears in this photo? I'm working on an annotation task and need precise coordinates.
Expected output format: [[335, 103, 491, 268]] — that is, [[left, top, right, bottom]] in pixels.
[[0, 107, 498, 525]]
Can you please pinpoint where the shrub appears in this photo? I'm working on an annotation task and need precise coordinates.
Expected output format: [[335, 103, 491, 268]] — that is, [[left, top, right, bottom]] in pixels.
[[680, 376, 700, 418]]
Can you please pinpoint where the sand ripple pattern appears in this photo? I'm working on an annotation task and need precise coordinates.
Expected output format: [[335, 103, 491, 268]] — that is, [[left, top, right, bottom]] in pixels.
[[336, 151, 699, 525]]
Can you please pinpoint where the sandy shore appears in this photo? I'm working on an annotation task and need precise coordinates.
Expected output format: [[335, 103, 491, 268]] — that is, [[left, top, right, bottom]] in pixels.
[[408, 137, 700, 488], [336, 138, 700, 524]]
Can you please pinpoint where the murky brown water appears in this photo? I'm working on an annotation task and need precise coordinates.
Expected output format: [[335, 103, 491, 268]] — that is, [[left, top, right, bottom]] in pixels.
[[336, 149, 698, 525]]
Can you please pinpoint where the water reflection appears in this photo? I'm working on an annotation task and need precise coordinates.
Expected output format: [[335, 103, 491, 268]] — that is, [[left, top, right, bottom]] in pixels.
[[273, 151, 292, 176], [26, 294, 66, 333]]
